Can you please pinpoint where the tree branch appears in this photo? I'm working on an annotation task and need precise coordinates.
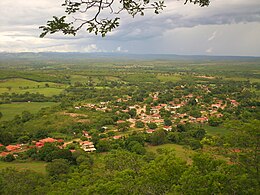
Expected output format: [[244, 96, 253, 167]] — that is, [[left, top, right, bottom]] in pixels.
[[40, 0, 210, 38]]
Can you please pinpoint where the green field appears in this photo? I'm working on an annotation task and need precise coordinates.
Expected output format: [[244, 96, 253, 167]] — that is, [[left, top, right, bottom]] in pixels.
[[223, 77, 260, 83], [146, 143, 195, 163], [0, 161, 47, 174], [0, 102, 58, 121], [157, 74, 182, 82], [123, 74, 158, 83], [70, 75, 100, 84], [0, 78, 66, 96], [204, 125, 229, 136], [105, 76, 120, 81]]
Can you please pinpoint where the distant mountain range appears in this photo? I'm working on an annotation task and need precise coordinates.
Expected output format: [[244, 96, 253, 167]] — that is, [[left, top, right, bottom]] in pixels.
[[0, 52, 260, 62]]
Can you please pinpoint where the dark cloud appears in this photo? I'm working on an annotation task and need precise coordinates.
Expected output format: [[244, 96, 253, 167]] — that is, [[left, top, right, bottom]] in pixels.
[[107, 0, 260, 40]]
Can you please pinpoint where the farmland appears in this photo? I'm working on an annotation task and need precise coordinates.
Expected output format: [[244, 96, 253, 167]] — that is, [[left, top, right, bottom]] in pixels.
[[0, 78, 66, 96], [0, 102, 58, 121]]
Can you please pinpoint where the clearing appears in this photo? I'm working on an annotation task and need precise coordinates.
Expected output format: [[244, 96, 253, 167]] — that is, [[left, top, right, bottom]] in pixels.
[[0, 161, 47, 174], [0, 102, 58, 121], [146, 143, 195, 164]]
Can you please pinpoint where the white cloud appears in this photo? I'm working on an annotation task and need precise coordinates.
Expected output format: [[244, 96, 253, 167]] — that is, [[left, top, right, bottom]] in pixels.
[[116, 46, 128, 53], [0, 0, 260, 56], [83, 44, 100, 52], [206, 48, 213, 53]]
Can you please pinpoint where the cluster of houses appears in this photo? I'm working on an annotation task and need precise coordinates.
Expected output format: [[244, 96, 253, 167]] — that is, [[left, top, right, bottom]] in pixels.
[[80, 91, 240, 134], [0, 131, 98, 157], [0, 87, 241, 158], [0, 143, 29, 157]]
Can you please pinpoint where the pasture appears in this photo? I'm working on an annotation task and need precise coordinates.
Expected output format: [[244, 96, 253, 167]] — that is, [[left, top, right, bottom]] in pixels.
[[0, 102, 58, 121], [223, 76, 260, 83], [204, 125, 229, 136], [0, 161, 47, 174], [146, 143, 195, 164], [70, 74, 100, 84], [0, 78, 66, 96]]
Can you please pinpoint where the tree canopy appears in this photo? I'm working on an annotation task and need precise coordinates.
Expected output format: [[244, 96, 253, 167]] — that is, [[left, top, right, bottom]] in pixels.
[[40, 0, 210, 37]]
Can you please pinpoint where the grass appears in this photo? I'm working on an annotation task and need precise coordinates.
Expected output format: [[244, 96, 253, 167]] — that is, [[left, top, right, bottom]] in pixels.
[[223, 77, 260, 83], [204, 125, 229, 136], [0, 102, 58, 121], [22, 88, 64, 96], [70, 75, 100, 84], [123, 74, 158, 83], [0, 161, 47, 174], [0, 78, 66, 96], [146, 143, 195, 164], [105, 76, 120, 81], [157, 74, 181, 82]]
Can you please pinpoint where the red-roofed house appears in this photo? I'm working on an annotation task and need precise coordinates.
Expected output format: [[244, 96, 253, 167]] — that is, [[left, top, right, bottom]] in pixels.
[[232, 149, 241, 153], [146, 129, 155, 134], [196, 117, 208, 123], [163, 126, 172, 131], [113, 135, 122, 139], [230, 100, 239, 107], [152, 119, 164, 125], [155, 106, 162, 109], [160, 104, 167, 107], [35, 137, 57, 148], [117, 120, 126, 124], [6, 145, 21, 152], [57, 139, 64, 143], [185, 94, 193, 98], [36, 142, 44, 148], [0, 152, 9, 157], [39, 137, 57, 143], [152, 114, 160, 119]]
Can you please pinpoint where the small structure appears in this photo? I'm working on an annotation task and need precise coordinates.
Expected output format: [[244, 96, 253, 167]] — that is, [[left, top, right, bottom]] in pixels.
[[0, 152, 9, 157], [6, 144, 21, 152], [146, 129, 155, 134], [196, 117, 208, 123], [35, 137, 57, 148], [230, 100, 239, 107], [163, 126, 172, 131], [117, 120, 126, 124], [113, 135, 122, 140], [80, 141, 96, 152], [82, 130, 89, 137], [211, 104, 221, 109]]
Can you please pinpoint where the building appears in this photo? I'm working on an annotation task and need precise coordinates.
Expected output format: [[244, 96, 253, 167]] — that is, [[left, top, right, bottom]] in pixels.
[[35, 137, 57, 148], [80, 141, 96, 152], [6, 144, 21, 152]]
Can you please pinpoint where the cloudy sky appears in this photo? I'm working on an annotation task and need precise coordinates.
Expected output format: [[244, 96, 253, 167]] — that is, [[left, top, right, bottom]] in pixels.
[[0, 0, 260, 56]]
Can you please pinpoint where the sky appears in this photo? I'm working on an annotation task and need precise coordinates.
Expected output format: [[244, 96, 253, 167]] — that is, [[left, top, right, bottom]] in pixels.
[[0, 0, 260, 56]]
